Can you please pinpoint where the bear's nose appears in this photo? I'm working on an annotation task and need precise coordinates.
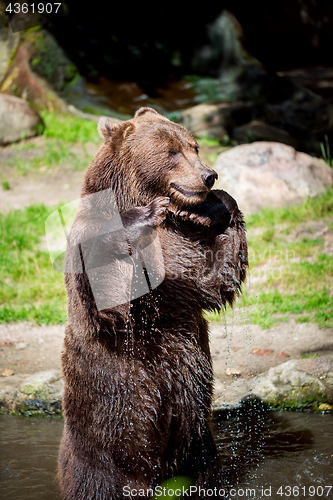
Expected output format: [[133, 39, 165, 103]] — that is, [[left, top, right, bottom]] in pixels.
[[202, 170, 218, 189]]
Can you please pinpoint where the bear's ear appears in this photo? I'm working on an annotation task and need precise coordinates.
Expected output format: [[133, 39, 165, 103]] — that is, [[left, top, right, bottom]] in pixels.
[[134, 107, 160, 118], [123, 122, 135, 138], [97, 117, 120, 140]]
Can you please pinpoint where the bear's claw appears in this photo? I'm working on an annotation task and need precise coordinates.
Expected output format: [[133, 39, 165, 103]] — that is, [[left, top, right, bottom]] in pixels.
[[146, 197, 170, 227], [177, 210, 212, 226]]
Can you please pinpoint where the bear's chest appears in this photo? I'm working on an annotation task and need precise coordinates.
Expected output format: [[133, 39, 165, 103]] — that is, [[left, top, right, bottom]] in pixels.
[[159, 219, 222, 275]]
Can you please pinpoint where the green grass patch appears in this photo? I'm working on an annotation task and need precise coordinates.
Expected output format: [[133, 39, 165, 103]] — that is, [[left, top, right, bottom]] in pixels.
[[246, 288, 333, 329], [0, 205, 67, 324], [41, 111, 100, 143], [210, 188, 333, 329], [7, 140, 88, 175], [5, 137, 96, 175], [246, 190, 333, 328], [197, 136, 221, 148], [320, 135, 333, 167], [280, 254, 333, 291], [2, 112, 101, 175], [1, 185, 333, 327], [244, 247, 333, 328], [247, 187, 333, 228], [247, 234, 324, 268], [295, 315, 310, 323], [184, 75, 228, 103]]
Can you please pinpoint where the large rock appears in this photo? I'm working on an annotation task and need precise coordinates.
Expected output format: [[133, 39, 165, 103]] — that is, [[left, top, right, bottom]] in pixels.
[[177, 101, 253, 141], [20, 369, 63, 401], [0, 29, 69, 111], [0, 94, 44, 145], [0, 369, 63, 415], [213, 142, 333, 214], [254, 359, 333, 409], [25, 30, 78, 94], [18, 370, 63, 415]]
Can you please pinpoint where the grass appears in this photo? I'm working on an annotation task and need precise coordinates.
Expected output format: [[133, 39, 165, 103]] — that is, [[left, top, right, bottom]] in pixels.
[[301, 353, 321, 359], [183, 75, 229, 104], [40, 111, 100, 144], [2, 111, 232, 176], [0, 188, 332, 326], [197, 136, 221, 148], [208, 187, 333, 329], [196, 136, 231, 168], [246, 287, 333, 329], [6, 140, 88, 176], [0, 205, 67, 324], [243, 188, 333, 328], [1, 111, 100, 176], [247, 186, 333, 228], [320, 135, 333, 167]]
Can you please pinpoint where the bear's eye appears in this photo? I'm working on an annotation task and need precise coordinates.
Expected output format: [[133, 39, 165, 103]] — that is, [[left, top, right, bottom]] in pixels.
[[194, 145, 199, 154], [168, 149, 178, 156]]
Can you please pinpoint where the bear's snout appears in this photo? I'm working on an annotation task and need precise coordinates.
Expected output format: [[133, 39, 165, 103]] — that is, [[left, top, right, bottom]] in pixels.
[[201, 170, 218, 189]]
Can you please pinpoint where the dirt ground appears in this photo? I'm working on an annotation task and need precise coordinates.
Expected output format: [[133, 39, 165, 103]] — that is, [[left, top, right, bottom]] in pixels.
[[0, 135, 90, 211], [0, 168, 85, 212], [1, 314, 332, 407]]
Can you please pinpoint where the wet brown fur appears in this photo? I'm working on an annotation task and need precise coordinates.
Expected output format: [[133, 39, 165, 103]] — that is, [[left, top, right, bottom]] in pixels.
[[58, 108, 248, 499]]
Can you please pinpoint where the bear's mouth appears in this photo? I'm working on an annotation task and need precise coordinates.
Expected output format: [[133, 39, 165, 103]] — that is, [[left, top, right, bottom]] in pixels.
[[170, 183, 205, 198]]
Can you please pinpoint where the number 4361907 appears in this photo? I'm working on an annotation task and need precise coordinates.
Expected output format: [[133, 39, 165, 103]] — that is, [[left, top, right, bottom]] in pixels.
[[6, 3, 61, 14]]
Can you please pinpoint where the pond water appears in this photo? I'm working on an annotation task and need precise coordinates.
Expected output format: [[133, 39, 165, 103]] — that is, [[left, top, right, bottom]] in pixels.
[[211, 405, 333, 498], [0, 409, 332, 500]]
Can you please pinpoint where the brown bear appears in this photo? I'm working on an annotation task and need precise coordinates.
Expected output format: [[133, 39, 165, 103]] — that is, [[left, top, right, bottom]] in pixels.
[[58, 107, 248, 500]]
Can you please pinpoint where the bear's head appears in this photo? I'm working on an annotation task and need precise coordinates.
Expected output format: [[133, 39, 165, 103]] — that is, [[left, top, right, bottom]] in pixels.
[[82, 107, 218, 212]]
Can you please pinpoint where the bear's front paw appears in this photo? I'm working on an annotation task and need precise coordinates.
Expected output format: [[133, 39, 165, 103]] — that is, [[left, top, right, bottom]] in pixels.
[[146, 197, 170, 227]]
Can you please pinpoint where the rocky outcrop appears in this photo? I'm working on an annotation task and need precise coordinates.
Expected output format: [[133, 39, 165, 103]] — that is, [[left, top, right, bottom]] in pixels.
[[213, 141, 333, 214], [263, 98, 333, 152], [0, 28, 74, 111], [177, 11, 333, 156], [211, 318, 333, 410], [254, 359, 333, 410], [0, 8, 20, 83], [0, 369, 63, 415], [190, 10, 271, 100], [177, 90, 333, 155], [0, 25, 121, 117], [0, 94, 44, 145], [178, 101, 253, 141]]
